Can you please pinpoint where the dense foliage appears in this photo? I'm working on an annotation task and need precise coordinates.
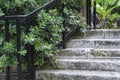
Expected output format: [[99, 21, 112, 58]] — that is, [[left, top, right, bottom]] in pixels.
[[0, 0, 51, 67], [0, 0, 86, 71], [25, 9, 64, 66], [0, 0, 50, 15]]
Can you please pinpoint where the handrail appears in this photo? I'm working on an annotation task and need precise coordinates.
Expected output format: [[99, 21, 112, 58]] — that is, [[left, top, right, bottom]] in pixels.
[[4, 0, 61, 80], [4, 0, 97, 80], [4, 0, 60, 19]]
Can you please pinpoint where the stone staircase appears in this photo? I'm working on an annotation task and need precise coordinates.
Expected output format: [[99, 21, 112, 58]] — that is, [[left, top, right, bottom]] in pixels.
[[36, 29, 120, 80]]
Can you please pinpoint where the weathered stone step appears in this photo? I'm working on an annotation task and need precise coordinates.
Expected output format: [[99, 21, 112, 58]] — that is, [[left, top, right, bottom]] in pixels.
[[36, 70, 120, 80], [66, 39, 120, 48], [57, 56, 120, 59], [59, 48, 120, 57], [74, 29, 120, 39], [57, 58, 120, 71]]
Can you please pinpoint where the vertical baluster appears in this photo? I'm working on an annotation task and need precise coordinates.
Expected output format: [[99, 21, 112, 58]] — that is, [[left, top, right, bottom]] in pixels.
[[25, 18, 30, 80], [25, 18, 31, 80], [16, 18, 22, 80], [25, 17, 35, 80], [25, 17, 31, 80], [93, 0, 96, 29], [5, 19, 11, 80], [29, 16, 35, 80], [30, 46, 35, 80], [62, 32, 66, 49], [89, 0, 92, 28], [86, 0, 89, 24], [62, 3, 66, 49], [86, 0, 92, 29]]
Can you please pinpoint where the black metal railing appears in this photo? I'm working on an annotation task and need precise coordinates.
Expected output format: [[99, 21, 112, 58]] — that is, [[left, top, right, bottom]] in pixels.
[[4, 0, 60, 80], [4, 0, 96, 80], [86, 0, 96, 29]]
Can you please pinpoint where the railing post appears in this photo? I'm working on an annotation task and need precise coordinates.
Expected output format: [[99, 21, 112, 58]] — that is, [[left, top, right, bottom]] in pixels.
[[25, 17, 35, 80], [86, 0, 92, 29], [62, 32, 66, 49], [62, 4, 66, 49], [5, 19, 11, 80], [25, 17, 31, 80], [30, 46, 35, 80], [16, 18, 22, 80], [93, 0, 96, 29], [86, 0, 89, 24]]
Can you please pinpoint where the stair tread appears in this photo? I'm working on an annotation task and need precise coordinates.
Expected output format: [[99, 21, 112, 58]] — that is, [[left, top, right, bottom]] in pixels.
[[59, 48, 120, 57], [67, 39, 120, 48], [70, 39, 120, 41], [57, 58, 120, 62], [87, 29, 120, 31], [37, 29, 120, 79], [57, 56, 120, 59], [62, 48, 120, 51], [36, 70, 120, 77]]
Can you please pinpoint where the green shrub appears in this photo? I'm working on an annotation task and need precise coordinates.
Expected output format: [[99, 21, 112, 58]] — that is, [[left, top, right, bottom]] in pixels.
[[24, 9, 64, 66], [0, 0, 50, 15], [0, 0, 87, 70]]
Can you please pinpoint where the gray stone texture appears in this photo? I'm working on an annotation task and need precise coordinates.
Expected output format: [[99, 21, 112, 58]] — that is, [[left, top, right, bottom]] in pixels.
[[57, 58, 120, 71], [58, 48, 120, 57], [37, 29, 120, 80], [66, 39, 120, 48], [74, 29, 120, 39], [36, 70, 120, 80]]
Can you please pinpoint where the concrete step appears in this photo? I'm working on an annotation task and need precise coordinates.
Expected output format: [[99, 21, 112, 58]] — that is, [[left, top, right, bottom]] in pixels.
[[36, 29, 120, 80], [36, 70, 120, 80], [74, 29, 120, 39], [59, 48, 120, 57], [57, 56, 120, 59], [66, 39, 120, 48], [57, 58, 120, 71]]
